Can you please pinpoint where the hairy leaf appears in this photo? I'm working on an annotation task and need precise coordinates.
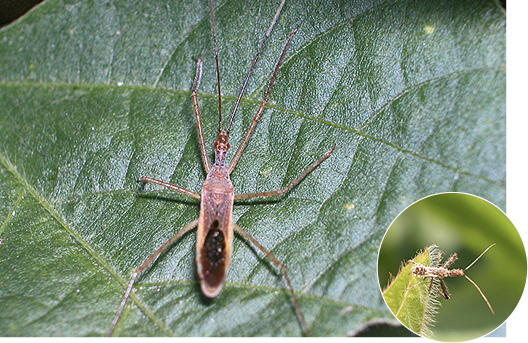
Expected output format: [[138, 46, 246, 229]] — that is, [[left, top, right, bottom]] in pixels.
[[383, 246, 440, 338]]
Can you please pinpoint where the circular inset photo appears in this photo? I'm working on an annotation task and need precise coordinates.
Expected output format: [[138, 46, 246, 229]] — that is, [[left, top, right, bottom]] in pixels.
[[378, 192, 527, 342]]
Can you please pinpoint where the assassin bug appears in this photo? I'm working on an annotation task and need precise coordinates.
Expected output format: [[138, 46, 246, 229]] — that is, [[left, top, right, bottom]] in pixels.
[[108, 0, 334, 336], [405, 244, 496, 314]]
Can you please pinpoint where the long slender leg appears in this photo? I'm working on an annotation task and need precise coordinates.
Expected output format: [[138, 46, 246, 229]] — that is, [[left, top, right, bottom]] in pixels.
[[397, 277, 427, 317], [107, 219, 199, 336], [233, 223, 310, 336], [425, 255, 443, 293], [442, 253, 458, 269], [234, 144, 335, 200], [228, 28, 298, 175], [139, 176, 200, 200], [406, 277, 427, 293], [435, 250, 443, 268], [436, 279, 450, 300], [191, 59, 211, 173], [427, 278, 434, 293]]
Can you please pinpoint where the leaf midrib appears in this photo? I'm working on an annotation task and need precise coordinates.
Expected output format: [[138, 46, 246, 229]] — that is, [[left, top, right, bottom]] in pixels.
[[0, 150, 174, 336]]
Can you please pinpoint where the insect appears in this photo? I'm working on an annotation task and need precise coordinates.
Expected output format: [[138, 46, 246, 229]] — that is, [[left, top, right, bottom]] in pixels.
[[406, 243, 496, 314], [107, 0, 334, 336]]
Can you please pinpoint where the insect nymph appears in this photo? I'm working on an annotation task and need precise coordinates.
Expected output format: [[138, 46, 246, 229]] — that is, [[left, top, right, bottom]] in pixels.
[[108, 0, 334, 336], [406, 244, 496, 314]]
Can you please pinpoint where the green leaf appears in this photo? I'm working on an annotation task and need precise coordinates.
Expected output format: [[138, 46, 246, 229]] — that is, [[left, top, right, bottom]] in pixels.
[[382, 246, 440, 339], [0, 0, 505, 337]]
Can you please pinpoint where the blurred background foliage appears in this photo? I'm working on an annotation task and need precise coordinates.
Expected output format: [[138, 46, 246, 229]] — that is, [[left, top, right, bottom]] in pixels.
[[379, 193, 526, 341]]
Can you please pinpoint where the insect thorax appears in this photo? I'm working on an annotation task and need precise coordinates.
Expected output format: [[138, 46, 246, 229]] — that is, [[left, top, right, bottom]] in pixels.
[[447, 268, 464, 277], [204, 164, 233, 187]]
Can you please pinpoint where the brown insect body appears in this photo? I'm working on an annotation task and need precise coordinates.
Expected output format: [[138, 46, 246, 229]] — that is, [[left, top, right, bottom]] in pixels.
[[108, 0, 336, 336], [447, 269, 464, 277], [409, 260, 462, 300], [196, 131, 234, 298], [406, 244, 495, 312], [409, 253, 464, 279], [411, 265, 448, 278]]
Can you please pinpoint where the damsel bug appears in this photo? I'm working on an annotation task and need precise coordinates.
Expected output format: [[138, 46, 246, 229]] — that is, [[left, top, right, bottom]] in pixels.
[[107, 0, 334, 336], [406, 244, 496, 314]]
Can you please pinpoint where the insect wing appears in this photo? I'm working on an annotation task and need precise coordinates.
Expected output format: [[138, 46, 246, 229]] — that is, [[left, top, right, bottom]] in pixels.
[[196, 177, 235, 298]]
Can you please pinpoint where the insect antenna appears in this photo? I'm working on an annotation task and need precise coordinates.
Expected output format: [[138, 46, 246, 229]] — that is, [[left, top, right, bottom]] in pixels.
[[463, 274, 495, 314], [208, 0, 224, 132], [463, 243, 496, 314], [226, 0, 287, 135], [464, 243, 496, 272]]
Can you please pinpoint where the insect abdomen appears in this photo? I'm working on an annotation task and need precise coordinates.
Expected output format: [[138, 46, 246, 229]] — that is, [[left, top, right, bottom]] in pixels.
[[201, 221, 227, 293], [411, 264, 428, 277], [196, 165, 234, 298]]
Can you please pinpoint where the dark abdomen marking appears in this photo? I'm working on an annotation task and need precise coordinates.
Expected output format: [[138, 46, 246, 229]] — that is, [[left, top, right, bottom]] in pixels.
[[201, 220, 226, 289]]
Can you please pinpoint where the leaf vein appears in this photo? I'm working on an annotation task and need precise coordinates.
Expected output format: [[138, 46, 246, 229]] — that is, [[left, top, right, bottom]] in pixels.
[[0, 64, 505, 188], [0, 151, 173, 336], [0, 190, 26, 244]]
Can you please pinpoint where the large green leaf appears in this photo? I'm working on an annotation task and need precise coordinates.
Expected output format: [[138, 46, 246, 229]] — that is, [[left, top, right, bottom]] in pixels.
[[0, 0, 505, 337]]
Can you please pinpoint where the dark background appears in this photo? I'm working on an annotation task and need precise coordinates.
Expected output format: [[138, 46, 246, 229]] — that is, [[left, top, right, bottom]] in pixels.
[[1, 0, 44, 27], [0, 0, 507, 28]]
